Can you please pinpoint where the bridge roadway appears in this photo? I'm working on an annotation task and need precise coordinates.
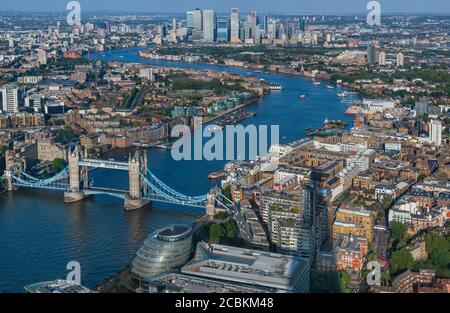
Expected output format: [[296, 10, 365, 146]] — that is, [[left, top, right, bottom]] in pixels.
[[78, 159, 129, 171]]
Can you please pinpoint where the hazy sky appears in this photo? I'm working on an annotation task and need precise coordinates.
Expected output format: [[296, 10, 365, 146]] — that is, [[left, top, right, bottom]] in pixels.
[[1, 0, 450, 14]]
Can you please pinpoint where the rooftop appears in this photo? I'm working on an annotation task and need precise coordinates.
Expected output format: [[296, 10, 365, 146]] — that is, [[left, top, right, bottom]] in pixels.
[[181, 242, 309, 292]]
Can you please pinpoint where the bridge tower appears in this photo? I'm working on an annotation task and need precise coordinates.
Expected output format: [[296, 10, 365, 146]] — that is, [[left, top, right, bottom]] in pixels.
[[206, 187, 221, 217], [124, 150, 150, 211], [64, 146, 86, 203], [4, 151, 14, 191]]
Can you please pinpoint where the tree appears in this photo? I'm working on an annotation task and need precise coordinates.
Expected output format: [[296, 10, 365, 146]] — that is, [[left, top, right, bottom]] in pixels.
[[390, 221, 408, 242], [57, 129, 76, 142], [390, 249, 414, 275], [0, 145, 8, 155], [417, 174, 427, 182], [425, 233, 450, 270], [339, 271, 352, 293], [209, 224, 225, 242], [426, 233, 449, 254], [225, 221, 239, 239], [52, 158, 65, 173]]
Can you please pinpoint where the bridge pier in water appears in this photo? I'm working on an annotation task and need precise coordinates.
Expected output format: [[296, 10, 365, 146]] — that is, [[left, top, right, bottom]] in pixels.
[[64, 146, 151, 210], [7, 146, 208, 210]]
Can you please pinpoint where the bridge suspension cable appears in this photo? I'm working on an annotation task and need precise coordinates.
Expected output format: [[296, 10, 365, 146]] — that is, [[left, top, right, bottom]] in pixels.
[[143, 169, 207, 202]]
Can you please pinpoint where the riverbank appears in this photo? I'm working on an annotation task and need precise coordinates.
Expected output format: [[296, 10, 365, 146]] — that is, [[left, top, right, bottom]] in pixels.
[[203, 97, 260, 124], [1, 47, 353, 292], [138, 48, 338, 85]]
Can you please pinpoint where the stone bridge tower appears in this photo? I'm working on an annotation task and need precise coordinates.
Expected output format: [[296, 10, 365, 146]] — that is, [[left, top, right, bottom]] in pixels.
[[4, 151, 14, 191], [64, 146, 86, 203], [124, 150, 150, 211]]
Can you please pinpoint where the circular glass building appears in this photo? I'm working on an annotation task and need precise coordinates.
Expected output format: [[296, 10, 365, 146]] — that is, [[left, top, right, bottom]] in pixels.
[[130, 224, 193, 283]]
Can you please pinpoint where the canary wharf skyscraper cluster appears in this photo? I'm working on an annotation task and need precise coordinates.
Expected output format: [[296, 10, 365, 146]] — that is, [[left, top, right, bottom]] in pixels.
[[185, 7, 306, 44]]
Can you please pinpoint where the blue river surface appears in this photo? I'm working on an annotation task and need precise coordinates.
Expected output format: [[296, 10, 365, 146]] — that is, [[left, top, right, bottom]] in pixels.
[[0, 47, 354, 292]]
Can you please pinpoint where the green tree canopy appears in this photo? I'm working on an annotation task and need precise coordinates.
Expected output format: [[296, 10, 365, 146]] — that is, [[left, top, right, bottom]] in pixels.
[[209, 224, 225, 241], [390, 221, 408, 242], [225, 221, 239, 239], [390, 248, 414, 275], [52, 158, 66, 173], [0, 145, 8, 155]]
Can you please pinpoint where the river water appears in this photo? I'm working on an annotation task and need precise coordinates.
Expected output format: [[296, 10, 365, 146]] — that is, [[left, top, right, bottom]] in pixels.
[[0, 47, 353, 292]]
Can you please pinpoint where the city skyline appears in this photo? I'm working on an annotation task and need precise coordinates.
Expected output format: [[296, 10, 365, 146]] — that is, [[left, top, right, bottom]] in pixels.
[[0, 2, 449, 297], [1, 0, 450, 14]]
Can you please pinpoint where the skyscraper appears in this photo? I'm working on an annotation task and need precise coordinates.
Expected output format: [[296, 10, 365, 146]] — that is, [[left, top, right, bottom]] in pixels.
[[1, 83, 19, 113], [298, 183, 317, 264], [300, 18, 306, 32], [250, 10, 258, 40], [367, 44, 377, 65], [230, 8, 240, 43], [172, 18, 177, 32], [202, 10, 216, 42], [216, 17, 230, 42], [262, 16, 268, 36], [186, 11, 194, 29], [192, 8, 203, 31], [267, 20, 277, 39], [429, 120, 443, 146]]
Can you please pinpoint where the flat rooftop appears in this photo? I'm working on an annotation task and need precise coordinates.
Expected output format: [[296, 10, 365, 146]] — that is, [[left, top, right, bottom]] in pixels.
[[181, 242, 309, 292], [148, 273, 272, 293]]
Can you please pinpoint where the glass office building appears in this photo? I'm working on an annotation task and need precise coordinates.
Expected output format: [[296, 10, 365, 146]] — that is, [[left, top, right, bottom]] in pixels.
[[130, 225, 193, 283], [216, 17, 230, 42]]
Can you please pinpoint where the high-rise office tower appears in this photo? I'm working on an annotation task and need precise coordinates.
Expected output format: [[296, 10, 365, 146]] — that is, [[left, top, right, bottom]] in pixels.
[[262, 16, 268, 35], [300, 18, 306, 32], [192, 8, 203, 31], [243, 20, 252, 41], [172, 18, 177, 32], [202, 10, 216, 42], [429, 119, 443, 146], [216, 17, 230, 42], [267, 20, 276, 39], [186, 11, 194, 29], [249, 10, 258, 40], [396, 53, 405, 67], [367, 44, 377, 65], [230, 8, 240, 43], [1, 83, 19, 113]]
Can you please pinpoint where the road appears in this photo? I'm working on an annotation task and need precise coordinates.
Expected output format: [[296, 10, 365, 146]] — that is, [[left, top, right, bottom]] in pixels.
[[233, 203, 252, 243], [373, 225, 389, 260]]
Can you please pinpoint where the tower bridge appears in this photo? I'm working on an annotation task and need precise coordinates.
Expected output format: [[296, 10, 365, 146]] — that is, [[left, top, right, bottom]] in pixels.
[[2, 146, 233, 212]]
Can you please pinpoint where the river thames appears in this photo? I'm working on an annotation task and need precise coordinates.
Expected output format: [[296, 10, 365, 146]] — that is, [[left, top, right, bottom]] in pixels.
[[0, 47, 353, 292]]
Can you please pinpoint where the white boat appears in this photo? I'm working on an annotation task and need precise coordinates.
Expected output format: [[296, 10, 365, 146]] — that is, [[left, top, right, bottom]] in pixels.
[[268, 84, 283, 90], [327, 85, 334, 89], [313, 81, 321, 85], [337, 91, 348, 97]]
